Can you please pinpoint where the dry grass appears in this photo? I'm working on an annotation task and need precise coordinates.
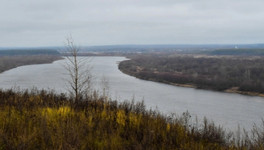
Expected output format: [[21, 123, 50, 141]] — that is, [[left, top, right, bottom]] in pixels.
[[0, 89, 263, 149]]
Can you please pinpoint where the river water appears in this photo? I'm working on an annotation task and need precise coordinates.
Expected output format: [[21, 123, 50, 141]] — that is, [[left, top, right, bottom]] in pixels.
[[0, 56, 263, 131]]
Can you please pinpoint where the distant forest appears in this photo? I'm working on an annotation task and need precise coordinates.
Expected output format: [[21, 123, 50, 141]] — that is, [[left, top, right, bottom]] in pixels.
[[0, 49, 61, 73], [0, 49, 60, 56], [0, 55, 61, 73], [64, 44, 264, 54], [205, 49, 264, 56], [119, 55, 264, 95]]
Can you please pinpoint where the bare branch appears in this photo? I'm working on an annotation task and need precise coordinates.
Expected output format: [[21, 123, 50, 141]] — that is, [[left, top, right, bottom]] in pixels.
[[63, 37, 93, 102]]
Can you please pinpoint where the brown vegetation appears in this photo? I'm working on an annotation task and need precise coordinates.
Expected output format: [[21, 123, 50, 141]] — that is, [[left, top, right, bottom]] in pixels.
[[0, 89, 263, 149]]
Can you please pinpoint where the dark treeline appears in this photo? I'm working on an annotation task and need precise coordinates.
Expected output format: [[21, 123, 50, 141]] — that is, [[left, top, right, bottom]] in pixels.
[[0, 49, 60, 56], [0, 89, 263, 149], [119, 55, 264, 94], [205, 48, 264, 56], [77, 44, 264, 53], [0, 55, 62, 73]]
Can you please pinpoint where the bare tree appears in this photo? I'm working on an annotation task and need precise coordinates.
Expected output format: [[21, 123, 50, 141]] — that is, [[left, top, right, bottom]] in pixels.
[[64, 37, 92, 102], [100, 75, 110, 98]]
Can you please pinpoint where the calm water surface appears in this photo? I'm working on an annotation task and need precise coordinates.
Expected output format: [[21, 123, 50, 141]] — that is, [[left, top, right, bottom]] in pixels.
[[0, 56, 263, 131]]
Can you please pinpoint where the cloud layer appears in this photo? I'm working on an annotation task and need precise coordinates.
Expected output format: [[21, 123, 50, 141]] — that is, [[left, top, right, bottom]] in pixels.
[[1, 0, 264, 46]]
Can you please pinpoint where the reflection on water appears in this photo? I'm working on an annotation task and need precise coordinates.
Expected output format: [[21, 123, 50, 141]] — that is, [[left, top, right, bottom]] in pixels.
[[0, 56, 264, 131]]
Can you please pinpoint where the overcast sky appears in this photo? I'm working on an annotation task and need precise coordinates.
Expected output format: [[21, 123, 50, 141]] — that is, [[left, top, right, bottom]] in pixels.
[[1, 0, 264, 47]]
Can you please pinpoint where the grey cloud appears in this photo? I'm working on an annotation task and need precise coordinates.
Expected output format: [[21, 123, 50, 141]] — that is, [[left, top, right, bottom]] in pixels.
[[0, 0, 264, 46]]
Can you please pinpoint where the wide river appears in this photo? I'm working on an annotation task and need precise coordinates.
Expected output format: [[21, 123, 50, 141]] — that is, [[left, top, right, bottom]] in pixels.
[[0, 56, 263, 131]]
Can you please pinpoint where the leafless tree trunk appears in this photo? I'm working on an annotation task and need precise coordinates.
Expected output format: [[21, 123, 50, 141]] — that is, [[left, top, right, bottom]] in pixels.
[[100, 75, 110, 99], [64, 37, 92, 102]]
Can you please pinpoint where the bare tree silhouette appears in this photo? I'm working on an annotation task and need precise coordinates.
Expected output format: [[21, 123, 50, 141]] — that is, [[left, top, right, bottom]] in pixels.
[[64, 37, 92, 102]]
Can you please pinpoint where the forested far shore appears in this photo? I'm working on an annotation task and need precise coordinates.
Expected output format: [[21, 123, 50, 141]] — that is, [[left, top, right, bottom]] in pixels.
[[0, 55, 62, 73], [0, 49, 60, 56], [205, 48, 264, 56], [119, 54, 264, 96]]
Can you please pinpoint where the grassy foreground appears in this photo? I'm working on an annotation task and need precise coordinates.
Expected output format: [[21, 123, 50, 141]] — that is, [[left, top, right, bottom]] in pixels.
[[0, 89, 263, 149]]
